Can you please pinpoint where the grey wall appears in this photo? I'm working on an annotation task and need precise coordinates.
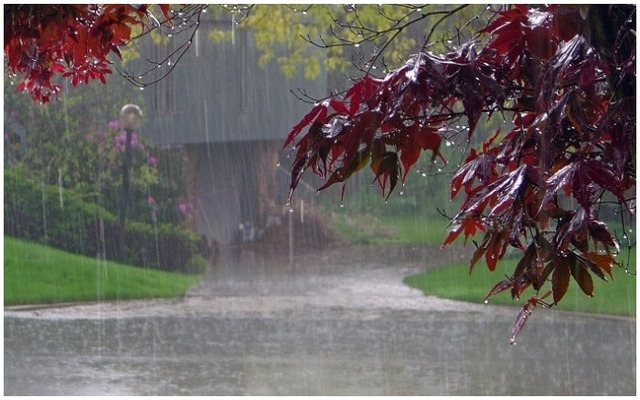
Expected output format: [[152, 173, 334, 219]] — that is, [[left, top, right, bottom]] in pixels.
[[136, 15, 327, 146]]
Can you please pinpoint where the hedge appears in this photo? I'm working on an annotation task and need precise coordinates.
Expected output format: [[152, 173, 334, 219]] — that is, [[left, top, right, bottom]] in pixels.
[[4, 168, 209, 273]]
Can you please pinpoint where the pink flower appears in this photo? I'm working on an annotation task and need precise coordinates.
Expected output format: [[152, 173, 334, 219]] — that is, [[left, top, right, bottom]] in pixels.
[[178, 201, 194, 217], [108, 120, 120, 130], [113, 131, 144, 152]]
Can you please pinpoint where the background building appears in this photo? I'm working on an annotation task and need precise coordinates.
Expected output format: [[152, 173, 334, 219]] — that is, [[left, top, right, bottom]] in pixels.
[[135, 14, 327, 246]]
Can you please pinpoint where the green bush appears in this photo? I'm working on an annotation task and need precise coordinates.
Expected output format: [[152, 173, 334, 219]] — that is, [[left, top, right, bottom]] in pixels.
[[122, 220, 208, 272], [4, 168, 208, 273]]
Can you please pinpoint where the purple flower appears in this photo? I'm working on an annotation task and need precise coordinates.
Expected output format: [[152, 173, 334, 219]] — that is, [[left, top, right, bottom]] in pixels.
[[108, 120, 120, 130], [113, 132, 126, 152], [113, 131, 144, 152], [178, 201, 194, 217], [148, 156, 158, 166], [147, 196, 157, 205]]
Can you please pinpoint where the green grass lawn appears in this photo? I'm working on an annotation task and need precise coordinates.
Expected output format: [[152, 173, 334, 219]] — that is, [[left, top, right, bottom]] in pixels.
[[404, 248, 636, 316], [4, 236, 201, 306], [328, 209, 635, 316], [329, 212, 451, 244]]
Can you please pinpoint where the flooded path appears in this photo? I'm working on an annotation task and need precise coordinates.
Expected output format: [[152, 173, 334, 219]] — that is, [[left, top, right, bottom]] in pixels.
[[4, 244, 636, 395]]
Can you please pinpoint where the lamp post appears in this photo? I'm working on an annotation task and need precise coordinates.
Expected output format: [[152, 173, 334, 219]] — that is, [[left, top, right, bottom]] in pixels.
[[117, 104, 143, 262]]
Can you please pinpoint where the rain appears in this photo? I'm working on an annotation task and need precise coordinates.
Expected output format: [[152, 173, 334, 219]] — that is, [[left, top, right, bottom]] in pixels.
[[4, 5, 636, 396]]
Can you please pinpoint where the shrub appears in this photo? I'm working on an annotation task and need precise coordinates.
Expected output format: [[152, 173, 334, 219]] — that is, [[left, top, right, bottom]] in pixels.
[[4, 168, 207, 273]]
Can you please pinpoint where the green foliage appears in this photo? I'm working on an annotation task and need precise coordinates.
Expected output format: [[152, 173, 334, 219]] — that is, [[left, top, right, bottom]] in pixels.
[[208, 5, 491, 81], [124, 219, 205, 272], [4, 169, 207, 273], [5, 73, 191, 226], [4, 237, 201, 306], [185, 254, 211, 275]]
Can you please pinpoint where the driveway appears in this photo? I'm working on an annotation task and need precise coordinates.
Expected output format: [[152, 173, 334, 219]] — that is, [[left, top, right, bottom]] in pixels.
[[4, 244, 636, 395]]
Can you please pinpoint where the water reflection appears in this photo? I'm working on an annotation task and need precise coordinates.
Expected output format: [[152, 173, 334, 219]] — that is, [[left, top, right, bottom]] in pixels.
[[4, 245, 636, 395]]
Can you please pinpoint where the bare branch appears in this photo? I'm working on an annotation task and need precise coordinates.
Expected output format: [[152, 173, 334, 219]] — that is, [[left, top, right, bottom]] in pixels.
[[117, 4, 208, 88]]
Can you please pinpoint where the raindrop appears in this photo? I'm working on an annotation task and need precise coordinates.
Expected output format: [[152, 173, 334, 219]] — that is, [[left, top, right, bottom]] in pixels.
[[276, 161, 281, 167], [484, 300, 489, 304], [167, 33, 173, 38], [354, 43, 361, 48], [340, 203, 345, 208], [139, 86, 145, 91], [288, 208, 294, 213]]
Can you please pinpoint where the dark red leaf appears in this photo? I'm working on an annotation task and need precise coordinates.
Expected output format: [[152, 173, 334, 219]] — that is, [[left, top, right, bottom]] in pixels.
[[539, 162, 577, 215], [370, 151, 400, 200], [283, 102, 328, 149], [573, 253, 607, 282], [588, 220, 620, 252], [569, 253, 594, 297], [458, 164, 529, 218], [510, 301, 534, 345], [441, 216, 485, 248], [158, 4, 172, 22], [483, 278, 513, 303], [537, 35, 588, 111], [583, 252, 619, 280], [551, 257, 571, 304], [396, 124, 443, 182], [582, 159, 627, 207]]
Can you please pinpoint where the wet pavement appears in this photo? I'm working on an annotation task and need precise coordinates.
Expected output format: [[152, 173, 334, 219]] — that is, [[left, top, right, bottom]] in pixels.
[[4, 244, 636, 395]]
